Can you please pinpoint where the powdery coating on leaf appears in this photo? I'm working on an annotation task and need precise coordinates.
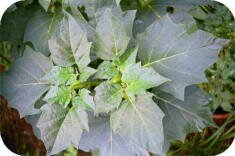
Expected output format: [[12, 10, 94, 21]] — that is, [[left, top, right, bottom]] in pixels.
[[95, 61, 119, 80], [137, 14, 229, 100], [0, 47, 52, 118], [111, 94, 165, 155], [37, 104, 88, 155], [94, 8, 130, 60], [79, 115, 149, 156], [154, 85, 214, 150], [49, 13, 92, 67], [94, 82, 122, 114]]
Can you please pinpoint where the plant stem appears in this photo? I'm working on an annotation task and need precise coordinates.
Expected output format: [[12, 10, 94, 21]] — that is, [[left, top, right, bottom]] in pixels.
[[71, 80, 102, 90]]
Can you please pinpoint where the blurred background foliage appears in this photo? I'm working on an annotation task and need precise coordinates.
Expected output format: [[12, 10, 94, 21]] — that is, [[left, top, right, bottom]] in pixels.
[[0, 0, 234, 156]]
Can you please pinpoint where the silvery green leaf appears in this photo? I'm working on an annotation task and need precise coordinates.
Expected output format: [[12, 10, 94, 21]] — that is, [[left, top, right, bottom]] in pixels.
[[37, 104, 88, 155], [72, 89, 95, 111], [24, 10, 61, 55], [94, 82, 122, 114], [94, 8, 130, 60], [118, 46, 138, 72], [122, 63, 169, 99], [95, 61, 119, 80], [111, 94, 165, 155], [49, 13, 92, 67], [79, 66, 97, 82], [154, 85, 214, 146], [0, 47, 52, 117], [79, 115, 149, 156], [113, 8, 136, 37], [137, 15, 229, 100], [41, 66, 77, 85], [39, 0, 51, 11]]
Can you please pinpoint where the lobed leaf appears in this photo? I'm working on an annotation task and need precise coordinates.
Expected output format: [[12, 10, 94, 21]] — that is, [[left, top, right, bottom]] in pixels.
[[49, 13, 91, 67], [111, 94, 165, 155], [37, 104, 88, 155], [137, 15, 229, 100], [79, 115, 149, 156], [0, 47, 52, 117], [154, 85, 215, 149], [94, 8, 130, 60]]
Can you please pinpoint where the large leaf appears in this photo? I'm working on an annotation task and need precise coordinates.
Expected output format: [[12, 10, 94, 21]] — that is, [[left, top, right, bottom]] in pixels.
[[137, 15, 228, 100], [94, 82, 122, 114], [49, 13, 92, 67], [79, 115, 149, 156], [37, 104, 88, 155], [111, 94, 165, 155], [24, 10, 61, 55], [154, 85, 214, 149], [0, 47, 52, 117], [94, 8, 130, 60], [122, 62, 169, 99]]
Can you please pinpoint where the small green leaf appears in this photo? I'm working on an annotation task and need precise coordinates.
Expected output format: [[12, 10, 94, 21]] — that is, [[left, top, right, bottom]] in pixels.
[[41, 66, 77, 85], [111, 94, 165, 155], [37, 104, 88, 155], [44, 86, 73, 108], [0, 47, 52, 117], [72, 89, 95, 111], [94, 82, 122, 114], [94, 8, 130, 60], [118, 46, 138, 72], [122, 63, 169, 99], [95, 61, 119, 80]]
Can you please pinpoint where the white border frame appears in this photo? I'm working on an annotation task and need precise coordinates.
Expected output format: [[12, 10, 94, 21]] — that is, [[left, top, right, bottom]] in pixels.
[[0, 0, 234, 155]]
